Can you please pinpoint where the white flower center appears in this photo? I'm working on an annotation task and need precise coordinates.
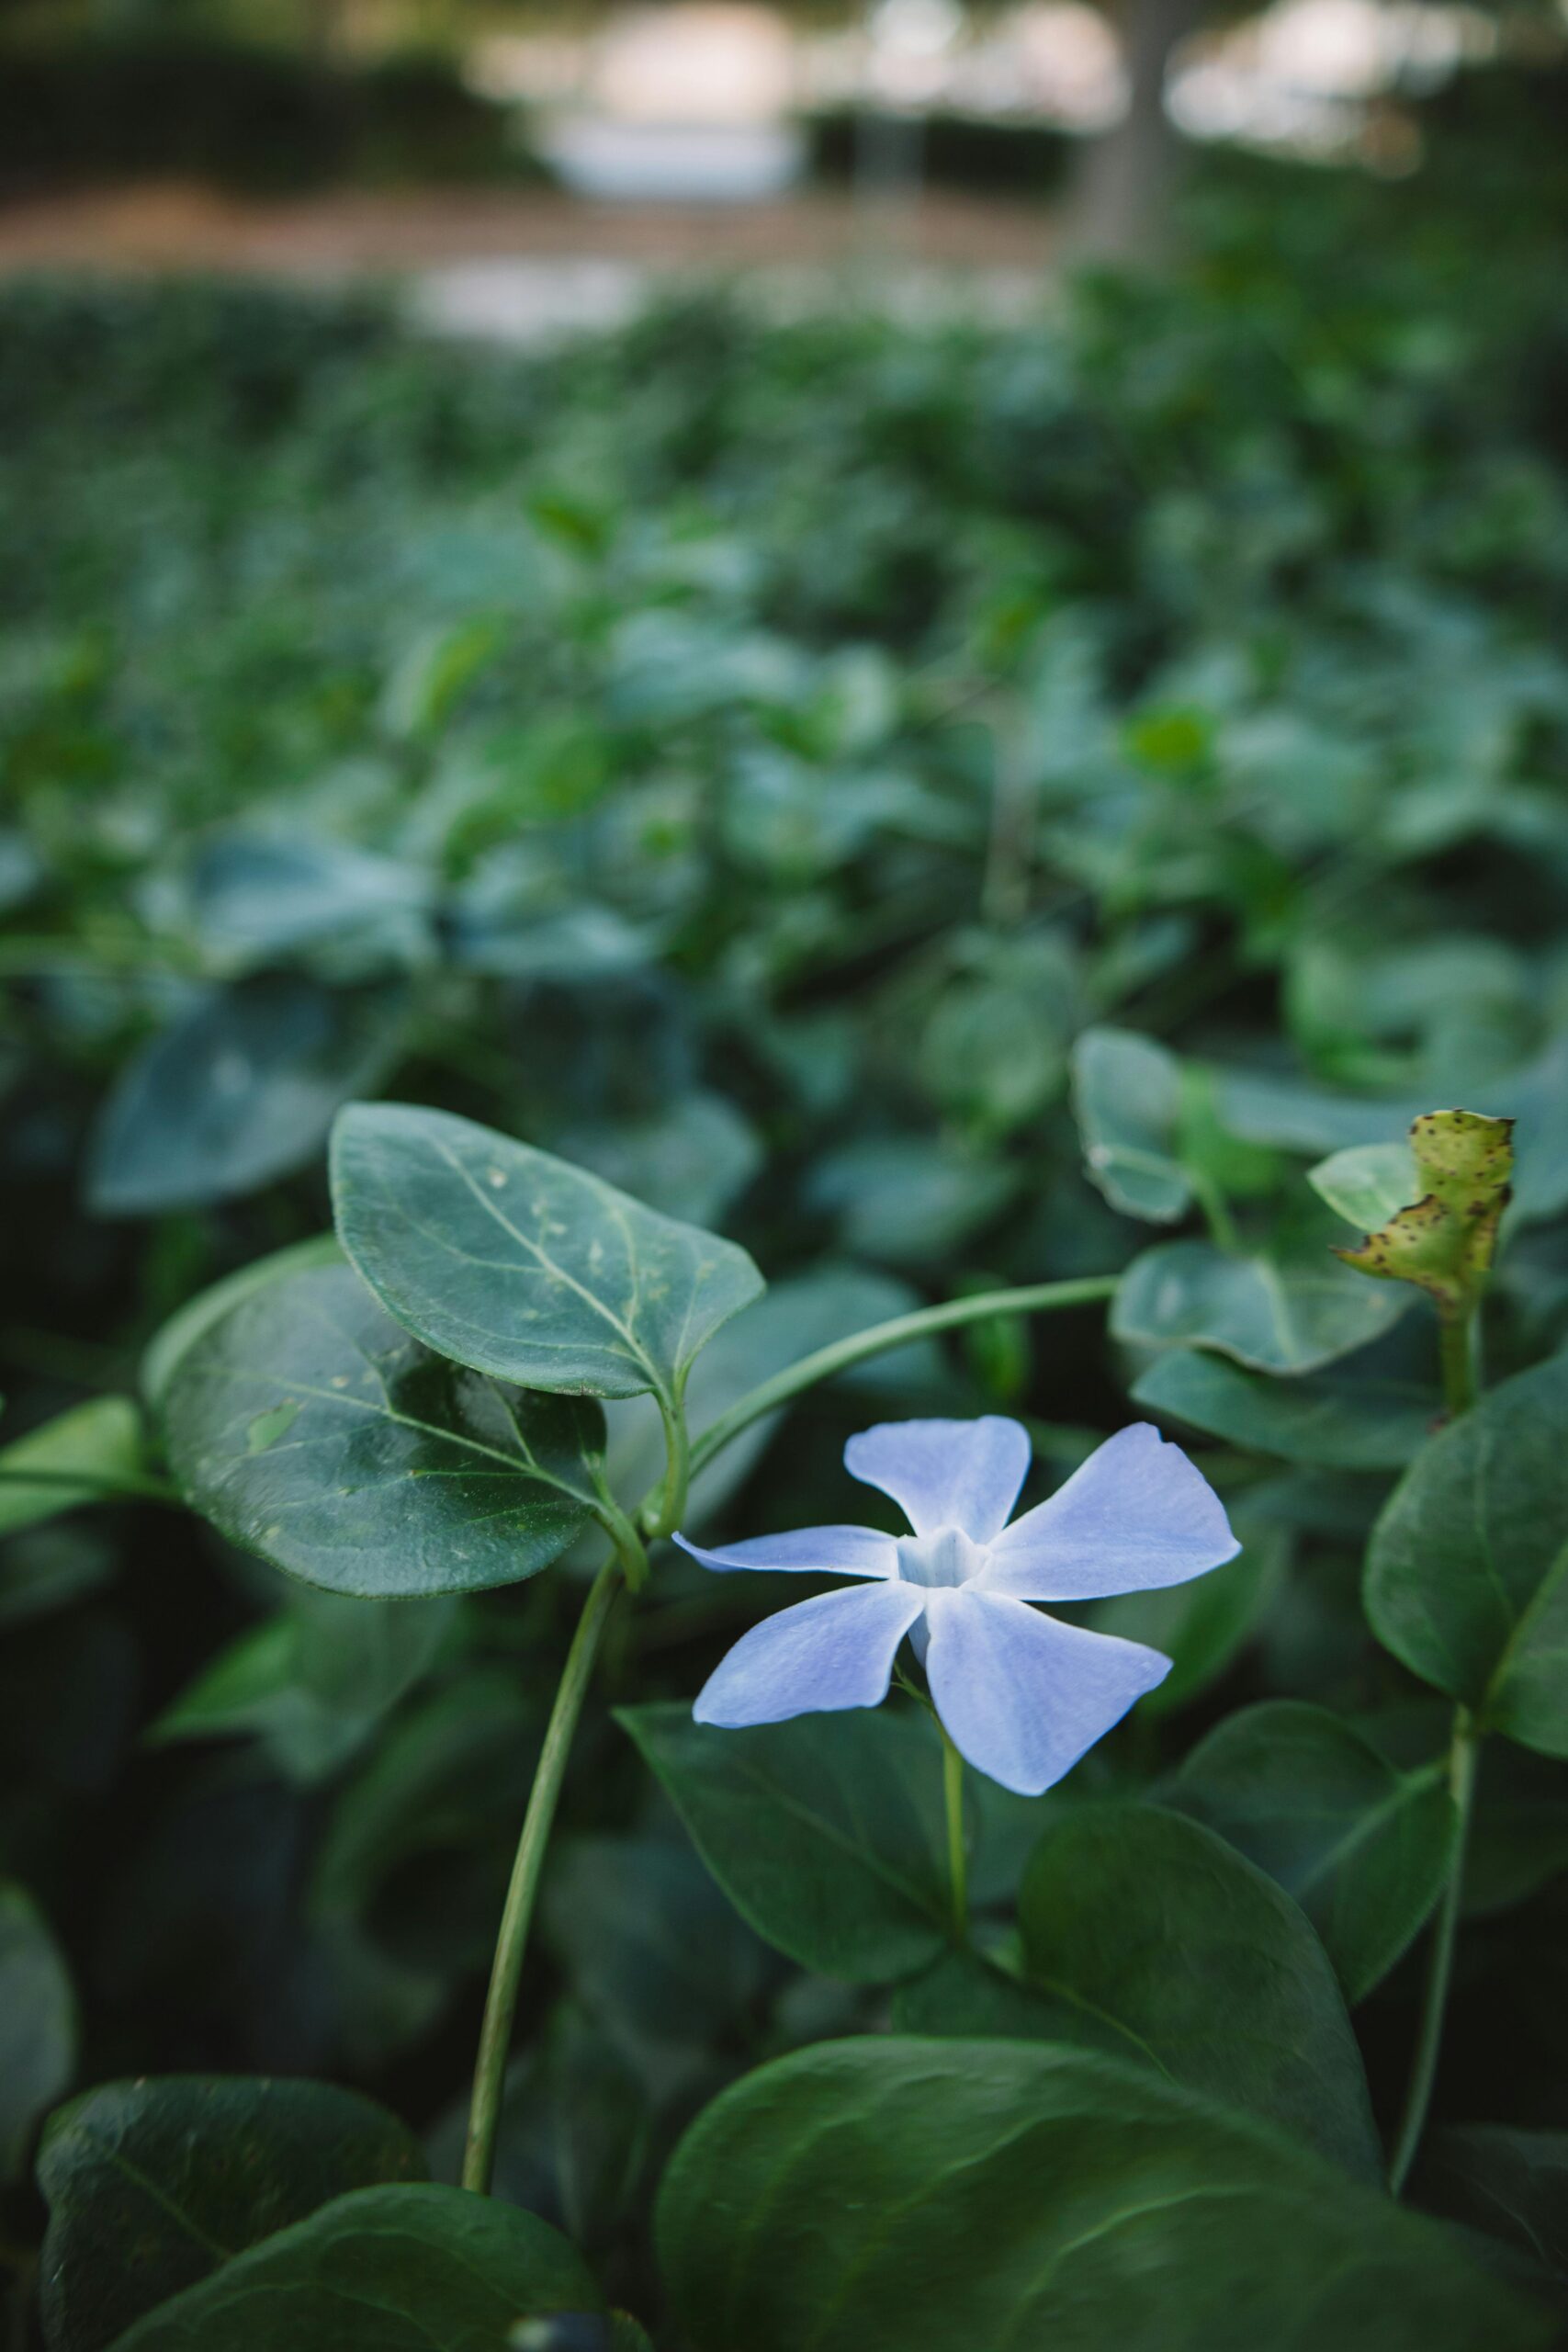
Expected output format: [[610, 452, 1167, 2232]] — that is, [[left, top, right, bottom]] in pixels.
[[894, 1525, 988, 1589]]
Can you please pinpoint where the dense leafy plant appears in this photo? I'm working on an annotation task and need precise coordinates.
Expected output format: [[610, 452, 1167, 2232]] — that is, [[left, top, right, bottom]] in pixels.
[[4, 150, 1568, 2346]]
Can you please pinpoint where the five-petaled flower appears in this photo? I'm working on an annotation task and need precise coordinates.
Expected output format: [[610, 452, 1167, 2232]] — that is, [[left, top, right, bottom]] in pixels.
[[675, 1417, 1238, 1796]]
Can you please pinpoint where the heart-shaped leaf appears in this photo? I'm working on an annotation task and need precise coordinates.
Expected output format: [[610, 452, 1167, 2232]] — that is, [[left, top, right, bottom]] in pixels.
[[1017, 1804, 1380, 2175], [1134, 1348, 1433, 1470], [657, 2038, 1547, 2352], [1167, 1702, 1456, 2001], [615, 1703, 950, 1983], [36, 2075, 424, 2352], [87, 977, 406, 1217], [105, 2184, 598, 2352], [0, 1883, 73, 2181], [332, 1103, 763, 1407], [1365, 1354, 1568, 1755], [1113, 1227, 1408, 1375], [164, 1263, 606, 1597]]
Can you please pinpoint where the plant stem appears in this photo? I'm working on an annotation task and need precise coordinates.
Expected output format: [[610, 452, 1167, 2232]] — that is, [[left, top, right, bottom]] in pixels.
[[1438, 1311, 1479, 1419], [593, 1493, 649, 1593], [940, 1721, 968, 1943], [688, 1275, 1120, 1477], [641, 1390, 691, 1542], [462, 1554, 622, 2195], [1388, 1708, 1481, 2197]]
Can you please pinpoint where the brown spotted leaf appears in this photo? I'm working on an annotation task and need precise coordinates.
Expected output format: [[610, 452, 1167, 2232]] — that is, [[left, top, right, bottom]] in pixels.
[[1331, 1109, 1513, 1319]]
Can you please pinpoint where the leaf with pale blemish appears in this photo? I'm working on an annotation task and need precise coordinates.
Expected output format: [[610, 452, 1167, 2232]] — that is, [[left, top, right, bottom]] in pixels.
[[331, 1103, 764, 1406], [1325, 1108, 1513, 1319], [163, 1263, 605, 1597]]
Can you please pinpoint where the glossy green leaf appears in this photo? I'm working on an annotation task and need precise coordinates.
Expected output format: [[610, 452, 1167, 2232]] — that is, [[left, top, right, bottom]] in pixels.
[[1167, 1702, 1456, 2001], [164, 1263, 604, 1596], [37, 2075, 424, 2352], [0, 1883, 73, 2180], [658, 2038, 1546, 2352], [0, 1397, 149, 1534], [615, 1703, 950, 1982], [1072, 1025, 1191, 1222], [87, 977, 407, 1216], [1420, 2127, 1568, 2283], [1133, 1348, 1433, 1469], [1365, 1354, 1568, 1754], [1018, 1804, 1380, 2173], [332, 1103, 763, 1406], [1310, 1141, 1420, 1232], [1113, 1228, 1408, 1374], [141, 1233, 344, 1411], [108, 2184, 597, 2352]]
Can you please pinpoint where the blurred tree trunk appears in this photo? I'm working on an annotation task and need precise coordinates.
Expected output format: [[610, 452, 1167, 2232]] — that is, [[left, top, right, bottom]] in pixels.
[[1061, 0, 1207, 263]]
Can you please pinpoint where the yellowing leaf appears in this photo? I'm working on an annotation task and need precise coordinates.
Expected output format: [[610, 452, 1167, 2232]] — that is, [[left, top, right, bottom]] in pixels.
[[1333, 1108, 1513, 1320]]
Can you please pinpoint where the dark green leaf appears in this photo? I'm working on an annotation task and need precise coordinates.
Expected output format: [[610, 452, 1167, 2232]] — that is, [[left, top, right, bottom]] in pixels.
[[107, 2184, 597, 2352], [164, 1263, 604, 1597], [1133, 1348, 1433, 1469], [0, 1883, 73, 2180], [657, 2038, 1546, 2352], [332, 1103, 763, 1406], [1018, 1804, 1381, 2173], [1365, 1355, 1568, 1755], [1419, 2127, 1568, 2283], [1072, 1025, 1191, 1222], [37, 2075, 424, 2352], [1167, 1702, 1456, 2001], [1113, 1228, 1408, 1374], [615, 1703, 949, 1982], [88, 977, 407, 1216], [141, 1234, 343, 1411]]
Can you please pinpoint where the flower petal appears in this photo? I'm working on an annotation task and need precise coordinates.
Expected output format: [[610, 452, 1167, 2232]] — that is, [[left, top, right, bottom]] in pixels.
[[673, 1525, 897, 1578], [923, 1587, 1168, 1795], [693, 1580, 927, 1728], [844, 1416, 1031, 1543], [978, 1422, 1239, 1601]]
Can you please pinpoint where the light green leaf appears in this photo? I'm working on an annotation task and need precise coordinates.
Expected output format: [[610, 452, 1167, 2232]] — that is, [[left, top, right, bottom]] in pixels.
[[1017, 1804, 1380, 2175], [615, 1703, 950, 1983], [1072, 1026, 1191, 1223], [164, 1263, 604, 1597], [1133, 1349, 1434, 1470], [37, 2075, 424, 2352], [107, 2184, 596, 2352], [657, 2038, 1546, 2352], [1168, 1702, 1456, 2002], [0, 1883, 73, 2180], [1365, 1354, 1568, 1755], [332, 1103, 763, 1407], [1310, 1142, 1420, 1233], [0, 1397, 148, 1534], [1113, 1228, 1408, 1374], [88, 977, 407, 1217]]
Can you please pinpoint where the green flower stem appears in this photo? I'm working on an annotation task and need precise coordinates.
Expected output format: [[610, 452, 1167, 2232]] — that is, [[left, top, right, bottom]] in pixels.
[[1388, 1707, 1481, 2198], [462, 1552, 623, 2196], [688, 1275, 1121, 1478], [593, 1494, 650, 1594], [641, 1390, 691, 1543], [940, 1720, 968, 1943]]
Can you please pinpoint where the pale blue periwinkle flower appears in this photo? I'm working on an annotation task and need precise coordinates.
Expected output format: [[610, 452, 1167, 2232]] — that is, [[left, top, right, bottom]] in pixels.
[[675, 1418, 1239, 1796]]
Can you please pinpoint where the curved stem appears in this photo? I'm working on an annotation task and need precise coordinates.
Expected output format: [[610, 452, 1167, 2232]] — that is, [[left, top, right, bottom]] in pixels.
[[1388, 1708, 1481, 2197], [462, 1554, 622, 2195], [641, 1391, 691, 1542], [688, 1275, 1120, 1477], [940, 1721, 968, 1944], [593, 1493, 649, 1594]]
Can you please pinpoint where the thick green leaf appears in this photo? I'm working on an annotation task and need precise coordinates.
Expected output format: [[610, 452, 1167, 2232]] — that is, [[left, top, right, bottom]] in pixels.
[[0, 1883, 74, 2180], [332, 1102, 763, 1406], [657, 2038, 1547, 2352], [0, 1398, 149, 1534], [544, 1835, 772, 2052], [1365, 1355, 1568, 1754], [164, 1263, 604, 1597], [1420, 2127, 1568, 2283], [1017, 1804, 1380, 2173], [107, 2184, 597, 2352], [87, 977, 407, 1216], [1072, 1025, 1191, 1222], [141, 1234, 344, 1411], [37, 2075, 424, 2352], [1113, 1228, 1408, 1374], [1167, 1702, 1456, 2001], [891, 1946, 1111, 2044], [1133, 1348, 1433, 1470], [615, 1703, 950, 1982], [1310, 1141, 1420, 1232]]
